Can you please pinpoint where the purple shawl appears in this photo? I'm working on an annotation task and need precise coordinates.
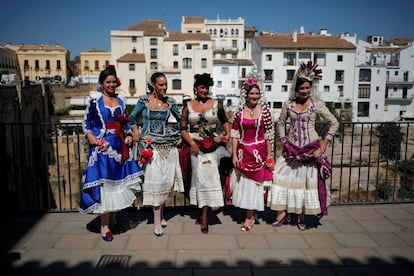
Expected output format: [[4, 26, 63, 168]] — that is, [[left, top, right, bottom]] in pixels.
[[282, 140, 331, 217]]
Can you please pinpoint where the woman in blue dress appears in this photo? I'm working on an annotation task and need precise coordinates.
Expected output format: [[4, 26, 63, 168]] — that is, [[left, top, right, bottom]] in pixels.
[[79, 66, 143, 242], [129, 72, 184, 237]]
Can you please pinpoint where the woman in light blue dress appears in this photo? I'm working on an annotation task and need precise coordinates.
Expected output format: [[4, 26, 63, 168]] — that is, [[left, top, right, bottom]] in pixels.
[[129, 72, 184, 237]]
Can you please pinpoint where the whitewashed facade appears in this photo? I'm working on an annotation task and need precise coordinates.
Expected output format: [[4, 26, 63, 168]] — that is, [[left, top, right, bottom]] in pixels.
[[251, 30, 356, 121]]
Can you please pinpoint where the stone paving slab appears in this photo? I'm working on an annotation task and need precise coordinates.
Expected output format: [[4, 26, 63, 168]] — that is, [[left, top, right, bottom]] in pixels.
[[4, 204, 414, 275]]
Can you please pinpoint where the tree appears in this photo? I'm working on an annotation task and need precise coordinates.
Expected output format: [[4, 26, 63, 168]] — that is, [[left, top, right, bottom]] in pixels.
[[377, 123, 404, 160]]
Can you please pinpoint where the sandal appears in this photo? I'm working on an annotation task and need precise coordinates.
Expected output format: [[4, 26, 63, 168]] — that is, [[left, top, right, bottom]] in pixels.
[[200, 217, 209, 234], [272, 212, 289, 227], [297, 215, 306, 231]]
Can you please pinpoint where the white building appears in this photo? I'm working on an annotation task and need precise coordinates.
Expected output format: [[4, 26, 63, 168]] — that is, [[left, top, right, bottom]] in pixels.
[[212, 58, 256, 111], [110, 19, 214, 103], [251, 29, 356, 120], [344, 35, 414, 121]]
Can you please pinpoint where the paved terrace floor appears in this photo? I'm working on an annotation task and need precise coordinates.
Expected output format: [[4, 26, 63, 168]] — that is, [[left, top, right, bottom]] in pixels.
[[3, 203, 414, 275]]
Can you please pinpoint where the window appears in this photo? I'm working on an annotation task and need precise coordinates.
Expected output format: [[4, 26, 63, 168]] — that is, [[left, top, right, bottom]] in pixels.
[[45, 60, 50, 70], [35, 60, 40, 70], [324, 86, 330, 92], [358, 84, 371, 98], [338, 85, 344, 92], [232, 40, 237, 48], [221, 67, 229, 74], [217, 81, 222, 88], [173, 61, 178, 69], [129, 79, 135, 89], [403, 88, 408, 98], [265, 85, 271, 91], [94, 60, 99, 70], [376, 86, 379, 92], [241, 68, 246, 78], [131, 36, 137, 43], [56, 60, 61, 70], [298, 52, 311, 64], [201, 58, 207, 68], [203, 44, 208, 50], [231, 81, 235, 88], [183, 58, 192, 69], [275, 102, 283, 108], [129, 80, 136, 94], [173, 44, 179, 56], [313, 52, 326, 66], [150, 49, 157, 59], [105, 60, 109, 67], [150, 38, 157, 45], [129, 64, 135, 71], [282, 85, 288, 92], [357, 102, 370, 117], [266, 54, 272, 61], [337, 55, 343, 62], [186, 44, 192, 50], [84, 60, 89, 71], [24, 60, 29, 70], [335, 70, 344, 82], [172, 79, 181, 90], [285, 53, 295, 65], [286, 70, 295, 81], [359, 69, 371, 81], [335, 102, 342, 108], [150, 62, 157, 70], [264, 69, 273, 81]]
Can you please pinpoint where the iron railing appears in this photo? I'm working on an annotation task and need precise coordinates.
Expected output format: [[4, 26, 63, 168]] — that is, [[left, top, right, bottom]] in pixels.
[[1, 121, 413, 212]]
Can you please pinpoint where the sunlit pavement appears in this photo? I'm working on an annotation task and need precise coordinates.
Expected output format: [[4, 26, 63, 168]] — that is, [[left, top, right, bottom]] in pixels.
[[4, 204, 414, 275]]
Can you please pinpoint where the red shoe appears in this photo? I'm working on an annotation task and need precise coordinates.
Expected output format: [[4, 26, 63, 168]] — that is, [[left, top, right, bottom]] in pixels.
[[200, 217, 209, 234], [240, 223, 254, 232], [101, 230, 113, 242], [272, 213, 288, 227]]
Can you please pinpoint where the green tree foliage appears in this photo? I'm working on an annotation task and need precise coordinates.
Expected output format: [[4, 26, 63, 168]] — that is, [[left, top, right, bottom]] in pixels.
[[377, 123, 404, 160]]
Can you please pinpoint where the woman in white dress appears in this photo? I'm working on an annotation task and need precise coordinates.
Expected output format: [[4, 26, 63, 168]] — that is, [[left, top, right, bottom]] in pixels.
[[180, 73, 231, 234]]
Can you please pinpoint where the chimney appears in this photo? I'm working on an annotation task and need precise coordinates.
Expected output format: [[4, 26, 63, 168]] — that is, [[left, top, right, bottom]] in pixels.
[[292, 31, 297, 43]]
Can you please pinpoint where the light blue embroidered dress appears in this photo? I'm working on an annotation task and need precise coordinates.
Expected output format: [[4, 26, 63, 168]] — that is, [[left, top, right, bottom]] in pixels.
[[79, 92, 143, 214], [129, 95, 184, 206]]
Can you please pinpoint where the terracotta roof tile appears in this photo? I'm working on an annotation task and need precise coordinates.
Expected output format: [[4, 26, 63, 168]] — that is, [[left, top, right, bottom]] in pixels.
[[183, 16, 205, 23], [255, 33, 355, 49], [165, 32, 211, 41], [117, 53, 146, 62], [125, 19, 165, 36], [213, 59, 255, 66]]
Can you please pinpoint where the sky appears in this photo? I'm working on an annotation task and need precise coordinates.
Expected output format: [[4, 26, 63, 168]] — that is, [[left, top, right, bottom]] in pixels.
[[2, 0, 413, 58]]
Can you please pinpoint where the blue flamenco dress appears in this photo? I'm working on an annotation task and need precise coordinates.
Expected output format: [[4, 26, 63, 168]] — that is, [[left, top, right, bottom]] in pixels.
[[80, 92, 143, 214]]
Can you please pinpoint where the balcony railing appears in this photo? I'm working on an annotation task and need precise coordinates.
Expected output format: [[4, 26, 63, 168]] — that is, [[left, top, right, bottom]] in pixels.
[[1, 121, 413, 212]]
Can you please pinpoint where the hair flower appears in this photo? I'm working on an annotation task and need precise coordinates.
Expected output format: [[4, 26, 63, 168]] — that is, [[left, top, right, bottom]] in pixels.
[[243, 76, 258, 91]]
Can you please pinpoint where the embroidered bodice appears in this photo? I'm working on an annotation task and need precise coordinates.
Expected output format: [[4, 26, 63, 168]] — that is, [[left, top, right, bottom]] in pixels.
[[277, 98, 339, 148], [128, 95, 181, 144]]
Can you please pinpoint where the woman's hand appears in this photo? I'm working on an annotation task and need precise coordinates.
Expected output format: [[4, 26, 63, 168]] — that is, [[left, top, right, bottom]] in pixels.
[[96, 138, 109, 152], [190, 141, 199, 155], [232, 155, 239, 168], [125, 135, 133, 146]]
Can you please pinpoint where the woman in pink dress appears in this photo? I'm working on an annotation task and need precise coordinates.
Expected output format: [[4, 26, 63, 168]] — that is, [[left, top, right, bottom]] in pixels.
[[231, 73, 274, 231]]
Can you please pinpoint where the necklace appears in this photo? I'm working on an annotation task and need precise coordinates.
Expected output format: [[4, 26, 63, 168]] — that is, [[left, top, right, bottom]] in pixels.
[[246, 104, 255, 117]]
